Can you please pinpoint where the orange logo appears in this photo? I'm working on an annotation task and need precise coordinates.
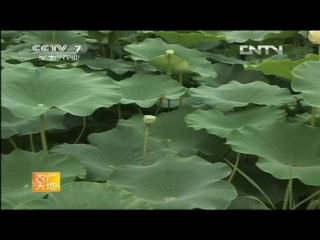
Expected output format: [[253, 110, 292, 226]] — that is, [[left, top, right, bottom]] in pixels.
[[32, 172, 60, 192]]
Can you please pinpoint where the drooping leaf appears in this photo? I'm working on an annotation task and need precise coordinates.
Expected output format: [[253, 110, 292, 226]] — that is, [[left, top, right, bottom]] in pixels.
[[291, 61, 320, 108], [227, 122, 320, 186], [186, 106, 286, 138], [245, 54, 318, 80], [116, 73, 187, 108], [189, 81, 294, 111], [194, 63, 269, 87], [124, 38, 217, 77]]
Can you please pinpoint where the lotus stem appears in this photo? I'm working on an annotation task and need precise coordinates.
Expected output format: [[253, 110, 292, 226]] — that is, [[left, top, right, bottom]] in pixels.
[[294, 37, 300, 60], [155, 98, 164, 115], [110, 48, 114, 59], [296, 38, 301, 59], [101, 43, 106, 57], [166, 49, 174, 75], [167, 58, 171, 74], [133, 34, 138, 72], [228, 152, 241, 183], [142, 124, 150, 166], [311, 107, 316, 127], [9, 137, 18, 149], [283, 177, 293, 210], [305, 38, 309, 53], [283, 164, 294, 210], [134, 61, 137, 72], [292, 189, 320, 209], [39, 114, 48, 151], [167, 99, 171, 111], [136, 105, 142, 114], [223, 41, 227, 54], [179, 73, 183, 108], [29, 134, 35, 152], [74, 117, 86, 144], [142, 115, 157, 166], [118, 104, 121, 120]]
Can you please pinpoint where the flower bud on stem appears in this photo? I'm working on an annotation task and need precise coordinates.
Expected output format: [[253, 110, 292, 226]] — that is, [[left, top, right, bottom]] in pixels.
[[142, 115, 157, 166]]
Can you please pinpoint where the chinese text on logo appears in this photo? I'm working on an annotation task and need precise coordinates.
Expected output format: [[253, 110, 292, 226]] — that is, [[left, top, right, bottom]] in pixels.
[[32, 172, 60, 192]]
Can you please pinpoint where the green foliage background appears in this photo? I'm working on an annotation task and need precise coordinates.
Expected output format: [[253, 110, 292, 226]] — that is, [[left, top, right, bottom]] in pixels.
[[1, 30, 320, 210]]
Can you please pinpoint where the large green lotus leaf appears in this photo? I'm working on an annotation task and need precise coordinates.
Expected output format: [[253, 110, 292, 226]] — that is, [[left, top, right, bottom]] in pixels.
[[204, 52, 249, 65], [16, 183, 152, 210], [5, 42, 34, 52], [44, 62, 78, 69], [228, 197, 269, 209], [1, 199, 17, 209], [152, 31, 225, 45], [245, 54, 318, 80], [78, 57, 135, 75], [148, 54, 191, 74], [185, 106, 286, 138], [51, 126, 174, 181], [1, 61, 37, 69], [1, 150, 86, 205], [1, 107, 66, 139], [116, 73, 187, 108], [87, 31, 110, 42], [1, 48, 42, 62], [108, 153, 237, 209], [124, 38, 216, 78], [291, 61, 320, 108], [194, 64, 269, 87], [227, 122, 320, 186], [117, 107, 225, 157], [220, 30, 298, 43], [189, 81, 294, 111], [226, 153, 314, 205], [1, 68, 122, 118], [22, 31, 86, 45], [2, 30, 25, 40]]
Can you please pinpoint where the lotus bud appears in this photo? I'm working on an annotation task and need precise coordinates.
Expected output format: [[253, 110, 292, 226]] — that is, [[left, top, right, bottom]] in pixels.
[[308, 31, 320, 44], [166, 49, 174, 55], [143, 115, 157, 124]]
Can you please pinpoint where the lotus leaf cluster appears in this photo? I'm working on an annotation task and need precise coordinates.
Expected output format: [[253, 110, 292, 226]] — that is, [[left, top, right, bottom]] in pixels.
[[1, 30, 320, 210]]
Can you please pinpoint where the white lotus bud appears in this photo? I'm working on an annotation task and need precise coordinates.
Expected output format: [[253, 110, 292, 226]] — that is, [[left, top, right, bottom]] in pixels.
[[166, 49, 174, 55], [308, 31, 320, 44], [143, 115, 157, 124]]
